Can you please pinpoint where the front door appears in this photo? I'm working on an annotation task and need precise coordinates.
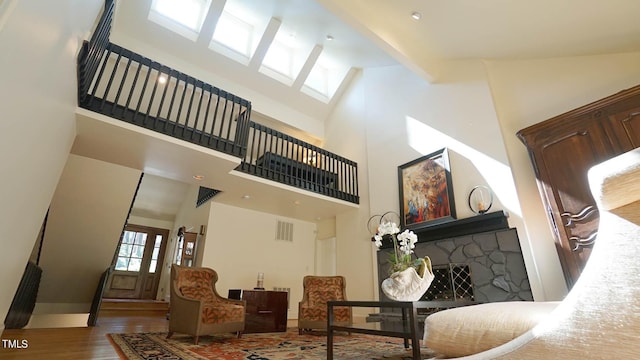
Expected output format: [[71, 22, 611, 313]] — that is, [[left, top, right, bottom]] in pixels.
[[103, 225, 168, 299]]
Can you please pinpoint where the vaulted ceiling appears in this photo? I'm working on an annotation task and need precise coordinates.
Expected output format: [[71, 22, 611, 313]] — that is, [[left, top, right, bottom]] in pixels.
[[109, 0, 640, 221], [319, 0, 640, 81]]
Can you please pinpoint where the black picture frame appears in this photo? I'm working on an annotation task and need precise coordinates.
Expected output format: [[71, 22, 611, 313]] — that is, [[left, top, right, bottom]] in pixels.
[[397, 148, 456, 231]]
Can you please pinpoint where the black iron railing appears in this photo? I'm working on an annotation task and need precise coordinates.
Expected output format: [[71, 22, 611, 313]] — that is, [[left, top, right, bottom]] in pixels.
[[77, 0, 359, 204], [4, 262, 42, 329], [77, 0, 114, 100], [237, 122, 359, 203], [78, 42, 251, 157]]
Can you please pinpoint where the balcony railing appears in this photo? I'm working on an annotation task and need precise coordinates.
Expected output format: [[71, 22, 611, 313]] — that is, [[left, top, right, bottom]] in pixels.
[[78, 42, 251, 157], [238, 122, 359, 203], [76, 0, 359, 204]]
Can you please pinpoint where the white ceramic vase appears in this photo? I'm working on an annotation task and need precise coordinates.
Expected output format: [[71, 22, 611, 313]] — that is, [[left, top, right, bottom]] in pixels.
[[381, 256, 435, 301]]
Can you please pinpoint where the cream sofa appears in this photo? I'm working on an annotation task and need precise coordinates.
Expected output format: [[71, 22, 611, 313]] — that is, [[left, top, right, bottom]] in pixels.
[[423, 148, 640, 359]]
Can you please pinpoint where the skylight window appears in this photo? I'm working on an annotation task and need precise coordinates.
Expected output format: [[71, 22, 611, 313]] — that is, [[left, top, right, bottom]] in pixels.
[[149, 0, 211, 41], [304, 63, 329, 96], [262, 40, 294, 79], [259, 26, 314, 86], [210, 11, 254, 61], [302, 53, 350, 103]]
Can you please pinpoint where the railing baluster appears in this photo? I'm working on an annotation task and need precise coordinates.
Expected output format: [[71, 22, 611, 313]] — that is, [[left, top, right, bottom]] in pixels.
[[220, 95, 230, 147], [123, 59, 142, 120], [208, 91, 222, 146], [192, 81, 205, 140], [353, 163, 359, 203], [154, 66, 171, 129], [87, 47, 112, 107], [111, 49, 133, 115], [184, 77, 197, 138], [164, 70, 179, 132], [225, 97, 236, 153], [143, 64, 161, 126], [99, 50, 122, 111], [247, 123, 258, 172], [200, 86, 213, 143], [342, 160, 347, 200], [174, 74, 189, 136], [256, 126, 264, 176], [133, 63, 152, 124]]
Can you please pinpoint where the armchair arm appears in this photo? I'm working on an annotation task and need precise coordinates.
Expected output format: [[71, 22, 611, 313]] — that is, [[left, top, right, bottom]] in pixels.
[[169, 287, 204, 333], [210, 285, 246, 307], [215, 297, 246, 308]]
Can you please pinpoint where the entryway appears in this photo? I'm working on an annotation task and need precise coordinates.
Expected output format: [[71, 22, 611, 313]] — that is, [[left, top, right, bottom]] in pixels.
[[103, 224, 169, 299]]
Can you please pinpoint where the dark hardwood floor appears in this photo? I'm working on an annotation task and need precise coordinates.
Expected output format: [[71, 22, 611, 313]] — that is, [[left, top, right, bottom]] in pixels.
[[0, 310, 168, 359]]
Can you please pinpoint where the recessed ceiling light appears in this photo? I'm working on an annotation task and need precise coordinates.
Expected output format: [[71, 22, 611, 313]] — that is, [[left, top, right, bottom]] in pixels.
[[193, 175, 204, 180], [242, 194, 251, 199], [411, 11, 422, 20], [158, 74, 168, 84], [325, 35, 334, 41]]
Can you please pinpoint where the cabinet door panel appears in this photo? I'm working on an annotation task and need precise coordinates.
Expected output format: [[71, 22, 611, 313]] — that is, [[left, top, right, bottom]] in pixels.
[[518, 84, 640, 289], [607, 106, 640, 151], [537, 125, 610, 285]]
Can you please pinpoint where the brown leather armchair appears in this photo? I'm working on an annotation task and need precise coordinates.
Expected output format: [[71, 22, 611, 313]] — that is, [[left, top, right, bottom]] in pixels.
[[167, 264, 245, 344], [298, 275, 352, 334]]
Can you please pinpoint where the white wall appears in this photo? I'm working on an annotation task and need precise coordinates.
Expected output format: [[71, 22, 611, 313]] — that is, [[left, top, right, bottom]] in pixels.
[[36, 155, 141, 313], [323, 70, 379, 321], [200, 202, 317, 319], [326, 60, 556, 302], [0, 0, 103, 329]]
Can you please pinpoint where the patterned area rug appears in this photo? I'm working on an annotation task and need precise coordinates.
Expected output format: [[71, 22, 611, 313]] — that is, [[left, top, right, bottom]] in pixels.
[[108, 329, 437, 359]]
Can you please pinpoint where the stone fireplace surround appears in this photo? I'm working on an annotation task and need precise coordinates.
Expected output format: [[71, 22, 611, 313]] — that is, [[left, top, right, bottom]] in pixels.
[[376, 211, 532, 305], [370, 212, 532, 335]]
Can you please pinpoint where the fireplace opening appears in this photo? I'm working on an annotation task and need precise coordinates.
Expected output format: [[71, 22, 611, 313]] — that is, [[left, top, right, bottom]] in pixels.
[[424, 263, 474, 302]]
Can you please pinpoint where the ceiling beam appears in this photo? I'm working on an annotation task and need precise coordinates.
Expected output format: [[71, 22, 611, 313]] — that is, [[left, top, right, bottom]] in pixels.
[[196, 0, 226, 46], [248, 17, 281, 71], [314, 0, 438, 83], [292, 44, 323, 91]]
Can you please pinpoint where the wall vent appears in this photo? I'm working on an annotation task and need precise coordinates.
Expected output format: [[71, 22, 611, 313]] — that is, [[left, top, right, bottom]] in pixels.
[[275, 220, 294, 241]]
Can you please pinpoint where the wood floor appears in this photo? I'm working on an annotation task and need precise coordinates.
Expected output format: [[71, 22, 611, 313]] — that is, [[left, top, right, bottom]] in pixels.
[[0, 310, 169, 359]]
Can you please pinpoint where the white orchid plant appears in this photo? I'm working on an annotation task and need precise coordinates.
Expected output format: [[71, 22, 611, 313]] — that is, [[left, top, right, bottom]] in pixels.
[[372, 221, 421, 274]]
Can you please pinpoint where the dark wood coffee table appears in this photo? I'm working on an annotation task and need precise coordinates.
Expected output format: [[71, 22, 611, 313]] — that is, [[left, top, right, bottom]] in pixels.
[[327, 300, 476, 360]]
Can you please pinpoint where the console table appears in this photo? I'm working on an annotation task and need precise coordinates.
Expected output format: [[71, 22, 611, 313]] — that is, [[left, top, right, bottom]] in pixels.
[[327, 300, 475, 360], [228, 289, 288, 333]]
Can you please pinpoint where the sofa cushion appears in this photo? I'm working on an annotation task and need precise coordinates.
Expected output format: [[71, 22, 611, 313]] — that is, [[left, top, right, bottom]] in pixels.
[[424, 301, 559, 358]]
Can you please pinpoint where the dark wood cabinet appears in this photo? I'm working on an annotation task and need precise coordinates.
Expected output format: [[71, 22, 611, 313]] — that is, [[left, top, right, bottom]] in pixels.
[[517, 84, 640, 288], [229, 289, 288, 333]]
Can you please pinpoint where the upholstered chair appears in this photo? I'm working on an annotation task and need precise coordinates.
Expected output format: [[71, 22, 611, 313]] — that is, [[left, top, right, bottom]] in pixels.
[[298, 275, 352, 334], [167, 264, 245, 344]]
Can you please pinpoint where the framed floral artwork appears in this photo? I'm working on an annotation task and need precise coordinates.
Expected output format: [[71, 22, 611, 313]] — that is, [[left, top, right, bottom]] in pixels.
[[397, 148, 456, 230]]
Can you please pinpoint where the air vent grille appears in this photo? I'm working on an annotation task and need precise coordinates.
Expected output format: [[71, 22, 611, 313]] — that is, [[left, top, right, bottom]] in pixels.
[[276, 220, 293, 242]]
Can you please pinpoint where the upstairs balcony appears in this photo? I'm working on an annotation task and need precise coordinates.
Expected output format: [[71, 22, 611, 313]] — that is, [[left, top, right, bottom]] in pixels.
[[76, 0, 358, 205]]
